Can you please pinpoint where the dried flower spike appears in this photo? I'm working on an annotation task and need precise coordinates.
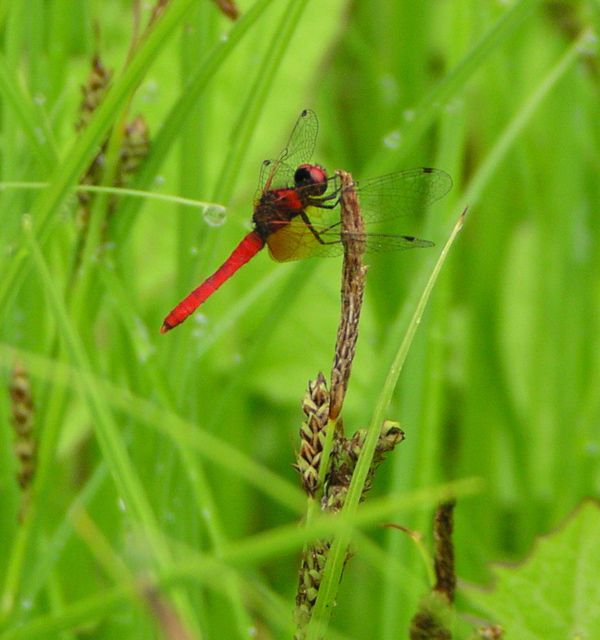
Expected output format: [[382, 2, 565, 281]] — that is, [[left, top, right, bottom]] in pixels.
[[9, 361, 36, 522], [294, 373, 330, 497], [294, 539, 330, 637], [76, 55, 112, 133], [409, 501, 457, 640], [213, 0, 240, 20], [324, 421, 405, 512]]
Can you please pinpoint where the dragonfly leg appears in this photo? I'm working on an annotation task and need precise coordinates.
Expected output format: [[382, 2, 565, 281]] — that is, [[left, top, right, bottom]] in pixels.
[[308, 189, 341, 207], [309, 201, 337, 210], [300, 211, 341, 245]]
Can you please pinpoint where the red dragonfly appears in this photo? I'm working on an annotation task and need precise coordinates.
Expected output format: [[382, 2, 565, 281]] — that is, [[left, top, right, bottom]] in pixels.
[[161, 109, 451, 333]]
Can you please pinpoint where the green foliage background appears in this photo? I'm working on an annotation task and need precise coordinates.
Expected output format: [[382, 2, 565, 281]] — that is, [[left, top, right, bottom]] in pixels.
[[1, 1, 599, 638]]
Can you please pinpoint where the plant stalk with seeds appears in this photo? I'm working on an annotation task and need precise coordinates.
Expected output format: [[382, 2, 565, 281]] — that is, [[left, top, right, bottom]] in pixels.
[[8, 361, 36, 523], [294, 171, 405, 638]]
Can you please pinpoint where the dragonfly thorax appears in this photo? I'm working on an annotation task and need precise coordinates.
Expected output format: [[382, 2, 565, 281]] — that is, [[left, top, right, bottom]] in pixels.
[[253, 163, 331, 241], [253, 188, 304, 239]]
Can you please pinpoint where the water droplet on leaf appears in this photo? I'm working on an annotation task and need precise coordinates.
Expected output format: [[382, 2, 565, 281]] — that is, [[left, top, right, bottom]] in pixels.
[[202, 204, 227, 227], [383, 130, 401, 149]]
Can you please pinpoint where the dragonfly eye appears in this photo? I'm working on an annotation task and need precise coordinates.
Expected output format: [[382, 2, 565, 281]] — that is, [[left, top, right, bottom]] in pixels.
[[294, 163, 328, 196]]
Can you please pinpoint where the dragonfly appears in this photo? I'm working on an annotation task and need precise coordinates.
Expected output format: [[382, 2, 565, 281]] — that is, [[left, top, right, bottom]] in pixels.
[[161, 109, 452, 333]]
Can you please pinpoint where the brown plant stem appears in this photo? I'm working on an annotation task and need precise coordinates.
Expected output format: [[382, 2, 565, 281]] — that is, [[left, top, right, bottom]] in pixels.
[[329, 169, 368, 422]]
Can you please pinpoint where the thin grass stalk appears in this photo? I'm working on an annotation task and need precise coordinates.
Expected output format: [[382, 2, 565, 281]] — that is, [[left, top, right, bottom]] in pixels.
[[0, 181, 225, 211], [0, 54, 58, 171]]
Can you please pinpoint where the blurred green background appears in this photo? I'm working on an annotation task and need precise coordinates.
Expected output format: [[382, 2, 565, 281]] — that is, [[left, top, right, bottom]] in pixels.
[[1, 1, 599, 638]]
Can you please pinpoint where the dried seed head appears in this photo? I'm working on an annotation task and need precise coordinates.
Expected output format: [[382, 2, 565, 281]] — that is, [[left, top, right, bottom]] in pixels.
[[9, 361, 36, 522], [408, 502, 457, 640], [74, 56, 112, 236], [106, 115, 151, 224], [73, 53, 150, 275], [433, 501, 456, 602], [117, 115, 150, 185], [324, 421, 405, 511], [76, 56, 112, 132], [294, 373, 330, 496], [212, 0, 240, 19], [294, 539, 331, 636], [409, 590, 453, 640]]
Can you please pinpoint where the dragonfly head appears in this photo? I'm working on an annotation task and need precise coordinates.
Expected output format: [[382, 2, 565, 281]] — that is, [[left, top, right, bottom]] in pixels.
[[294, 163, 328, 196]]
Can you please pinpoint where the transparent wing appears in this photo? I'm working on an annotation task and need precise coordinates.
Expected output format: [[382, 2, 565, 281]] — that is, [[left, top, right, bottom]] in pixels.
[[355, 168, 452, 224], [255, 109, 319, 199], [277, 109, 319, 174], [265, 209, 434, 262]]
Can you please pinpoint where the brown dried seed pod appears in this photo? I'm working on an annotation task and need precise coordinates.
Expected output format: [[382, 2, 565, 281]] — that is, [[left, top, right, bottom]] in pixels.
[[294, 373, 330, 497], [9, 361, 36, 521]]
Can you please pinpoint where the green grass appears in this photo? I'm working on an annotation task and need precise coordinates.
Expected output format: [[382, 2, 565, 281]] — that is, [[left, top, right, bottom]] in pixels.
[[1, 1, 599, 638]]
